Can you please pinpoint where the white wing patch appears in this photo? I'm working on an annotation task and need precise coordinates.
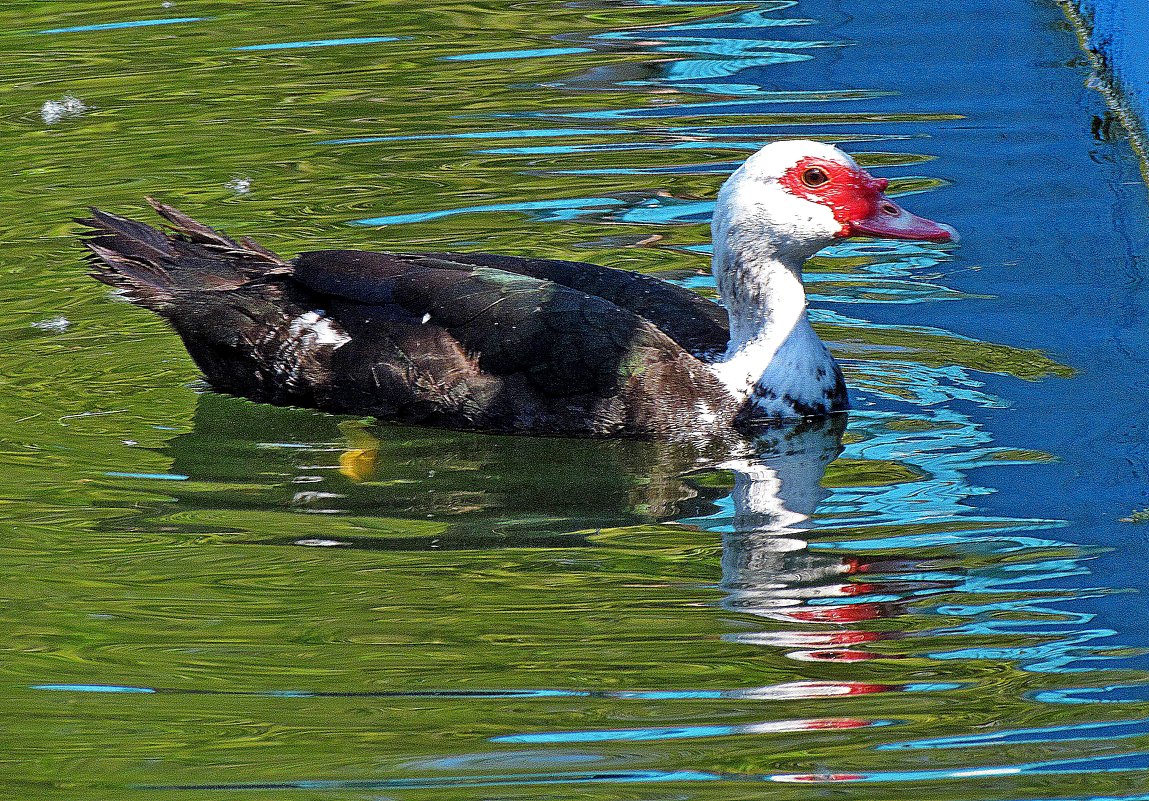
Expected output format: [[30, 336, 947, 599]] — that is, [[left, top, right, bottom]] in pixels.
[[273, 311, 352, 389], [288, 311, 351, 348]]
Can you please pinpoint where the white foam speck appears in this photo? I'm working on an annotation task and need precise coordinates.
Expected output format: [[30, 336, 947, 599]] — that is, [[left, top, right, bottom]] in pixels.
[[32, 316, 71, 332], [226, 177, 252, 194], [41, 95, 86, 125], [421, 312, 432, 324], [294, 538, 348, 547]]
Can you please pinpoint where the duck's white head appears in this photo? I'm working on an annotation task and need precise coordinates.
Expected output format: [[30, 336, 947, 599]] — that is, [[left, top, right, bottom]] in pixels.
[[713, 139, 954, 269], [709, 140, 956, 409]]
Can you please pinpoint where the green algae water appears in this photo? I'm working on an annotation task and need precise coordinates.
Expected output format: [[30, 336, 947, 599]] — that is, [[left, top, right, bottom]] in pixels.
[[2, 1, 1149, 799]]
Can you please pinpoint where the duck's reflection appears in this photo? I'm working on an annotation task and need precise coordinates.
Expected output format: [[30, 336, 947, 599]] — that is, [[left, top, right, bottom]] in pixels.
[[719, 420, 845, 592], [718, 422, 861, 613], [679, 418, 901, 662], [148, 394, 892, 651]]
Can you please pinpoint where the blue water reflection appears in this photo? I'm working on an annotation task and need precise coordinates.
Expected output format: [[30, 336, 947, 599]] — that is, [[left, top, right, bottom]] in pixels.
[[882, 717, 1149, 749], [38, 17, 208, 34]]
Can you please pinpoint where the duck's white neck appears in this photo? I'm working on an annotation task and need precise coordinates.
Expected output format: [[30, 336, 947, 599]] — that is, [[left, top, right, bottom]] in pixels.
[[708, 202, 843, 417], [716, 236, 810, 354]]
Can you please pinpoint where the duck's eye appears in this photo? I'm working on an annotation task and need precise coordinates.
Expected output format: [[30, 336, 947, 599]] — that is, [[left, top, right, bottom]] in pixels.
[[801, 167, 830, 188]]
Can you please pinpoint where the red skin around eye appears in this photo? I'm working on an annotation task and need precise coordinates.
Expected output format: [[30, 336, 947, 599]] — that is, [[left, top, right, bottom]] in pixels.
[[780, 156, 954, 243], [779, 157, 889, 235]]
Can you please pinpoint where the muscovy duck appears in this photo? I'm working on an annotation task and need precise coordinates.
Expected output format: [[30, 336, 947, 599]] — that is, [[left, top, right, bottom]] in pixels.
[[80, 140, 953, 439]]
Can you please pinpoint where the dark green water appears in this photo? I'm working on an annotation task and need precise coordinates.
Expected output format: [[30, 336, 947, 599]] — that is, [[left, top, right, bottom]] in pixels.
[[3, 1, 1149, 799]]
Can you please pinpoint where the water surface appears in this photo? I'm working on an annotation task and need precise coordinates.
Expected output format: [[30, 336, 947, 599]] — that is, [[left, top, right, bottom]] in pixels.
[[2, 1, 1149, 799]]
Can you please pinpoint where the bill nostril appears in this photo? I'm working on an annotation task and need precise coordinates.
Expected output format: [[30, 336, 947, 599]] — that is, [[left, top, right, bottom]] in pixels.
[[881, 203, 899, 215]]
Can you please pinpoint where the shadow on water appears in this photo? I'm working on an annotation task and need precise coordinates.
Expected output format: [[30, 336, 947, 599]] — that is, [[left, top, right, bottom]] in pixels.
[[107, 392, 843, 540], [135, 393, 748, 546]]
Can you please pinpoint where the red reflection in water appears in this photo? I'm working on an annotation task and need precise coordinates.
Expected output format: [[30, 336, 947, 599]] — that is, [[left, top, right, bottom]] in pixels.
[[784, 602, 894, 623], [747, 680, 898, 699], [775, 772, 867, 783], [766, 630, 882, 647]]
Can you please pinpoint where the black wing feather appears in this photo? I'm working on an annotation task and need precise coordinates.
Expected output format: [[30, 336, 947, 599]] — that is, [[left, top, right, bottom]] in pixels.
[[427, 251, 729, 357], [293, 251, 671, 399], [80, 209, 737, 437]]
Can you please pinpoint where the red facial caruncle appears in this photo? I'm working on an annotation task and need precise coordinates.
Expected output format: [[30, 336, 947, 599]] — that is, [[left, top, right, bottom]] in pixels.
[[779, 156, 954, 243]]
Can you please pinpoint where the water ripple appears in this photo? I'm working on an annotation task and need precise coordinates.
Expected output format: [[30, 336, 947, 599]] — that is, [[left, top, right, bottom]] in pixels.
[[139, 752, 1149, 791], [444, 47, 595, 61], [38, 17, 208, 34], [492, 716, 887, 743], [4, 0, 1147, 797], [233, 36, 401, 51], [880, 717, 1149, 749]]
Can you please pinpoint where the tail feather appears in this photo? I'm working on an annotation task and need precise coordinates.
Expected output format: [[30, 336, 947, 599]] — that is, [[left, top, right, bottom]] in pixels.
[[238, 235, 285, 263], [80, 200, 289, 310], [82, 208, 177, 265], [85, 242, 176, 304], [145, 196, 244, 251]]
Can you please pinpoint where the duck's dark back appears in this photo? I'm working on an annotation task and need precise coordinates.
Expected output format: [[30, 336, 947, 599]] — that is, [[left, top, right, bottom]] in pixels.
[[81, 203, 738, 439]]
